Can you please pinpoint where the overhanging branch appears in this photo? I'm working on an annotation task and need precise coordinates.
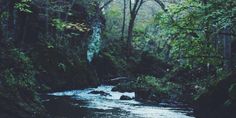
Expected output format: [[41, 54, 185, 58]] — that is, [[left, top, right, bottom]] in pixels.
[[100, 0, 114, 10], [154, 0, 167, 12]]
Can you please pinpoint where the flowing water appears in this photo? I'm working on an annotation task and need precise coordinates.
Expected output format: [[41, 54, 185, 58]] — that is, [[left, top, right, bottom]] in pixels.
[[45, 85, 195, 118]]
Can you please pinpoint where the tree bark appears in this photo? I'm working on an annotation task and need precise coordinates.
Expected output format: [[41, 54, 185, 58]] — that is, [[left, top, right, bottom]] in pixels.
[[121, 0, 126, 41], [127, 16, 135, 50]]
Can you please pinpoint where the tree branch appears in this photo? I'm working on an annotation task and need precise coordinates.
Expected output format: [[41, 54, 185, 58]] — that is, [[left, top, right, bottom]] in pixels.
[[177, 55, 223, 59], [100, 0, 114, 10], [154, 0, 167, 12], [135, 0, 144, 16]]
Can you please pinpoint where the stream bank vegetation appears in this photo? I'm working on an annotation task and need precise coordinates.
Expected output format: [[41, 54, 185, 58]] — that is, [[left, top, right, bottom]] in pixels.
[[0, 0, 235, 118]]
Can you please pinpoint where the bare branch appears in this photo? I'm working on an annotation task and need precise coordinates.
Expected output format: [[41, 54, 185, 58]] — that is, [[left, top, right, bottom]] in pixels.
[[100, 0, 114, 10], [154, 0, 167, 12]]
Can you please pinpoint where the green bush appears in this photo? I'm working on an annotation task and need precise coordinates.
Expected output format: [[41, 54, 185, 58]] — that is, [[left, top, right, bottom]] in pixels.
[[1, 48, 36, 91], [0, 47, 47, 117]]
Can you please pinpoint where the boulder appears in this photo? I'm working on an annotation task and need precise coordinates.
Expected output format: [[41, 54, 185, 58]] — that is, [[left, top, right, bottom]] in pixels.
[[135, 88, 150, 101], [89, 91, 111, 96], [120, 95, 132, 100]]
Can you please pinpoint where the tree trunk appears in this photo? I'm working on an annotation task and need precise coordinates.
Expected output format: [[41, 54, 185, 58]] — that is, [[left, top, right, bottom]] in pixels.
[[223, 28, 232, 71], [0, 3, 2, 41], [121, 0, 126, 41], [164, 44, 171, 61], [8, 0, 16, 39], [0, 25, 2, 42], [0, 14, 2, 41], [126, 0, 143, 55], [15, 13, 27, 47], [45, 0, 49, 38], [127, 15, 135, 54]]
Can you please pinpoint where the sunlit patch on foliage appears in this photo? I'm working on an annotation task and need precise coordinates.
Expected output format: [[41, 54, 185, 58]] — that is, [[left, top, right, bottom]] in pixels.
[[51, 19, 90, 32], [15, 0, 32, 13]]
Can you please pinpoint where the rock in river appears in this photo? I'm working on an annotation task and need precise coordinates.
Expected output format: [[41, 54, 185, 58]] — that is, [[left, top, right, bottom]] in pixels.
[[89, 91, 111, 96], [120, 95, 132, 100]]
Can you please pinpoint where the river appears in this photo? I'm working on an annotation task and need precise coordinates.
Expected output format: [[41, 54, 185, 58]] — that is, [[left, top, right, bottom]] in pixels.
[[44, 85, 195, 118]]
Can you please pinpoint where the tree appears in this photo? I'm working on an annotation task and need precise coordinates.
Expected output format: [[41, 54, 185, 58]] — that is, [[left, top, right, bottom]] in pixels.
[[8, 0, 17, 39], [126, 0, 167, 54], [127, 0, 145, 54], [152, 0, 235, 70], [121, 0, 127, 41], [0, 1, 4, 40]]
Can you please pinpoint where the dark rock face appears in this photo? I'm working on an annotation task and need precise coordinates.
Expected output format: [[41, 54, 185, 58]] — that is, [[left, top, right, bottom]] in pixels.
[[120, 95, 132, 100], [89, 91, 111, 96], [194, 72, 236, 118]]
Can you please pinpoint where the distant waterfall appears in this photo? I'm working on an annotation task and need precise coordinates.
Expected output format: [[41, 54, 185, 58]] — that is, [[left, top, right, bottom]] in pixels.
[[87, 20, 102, 62]]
